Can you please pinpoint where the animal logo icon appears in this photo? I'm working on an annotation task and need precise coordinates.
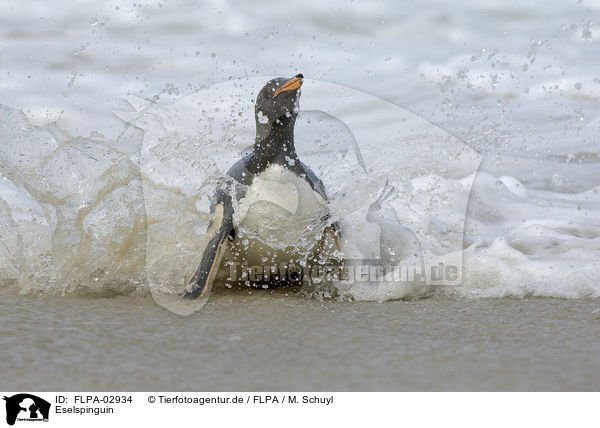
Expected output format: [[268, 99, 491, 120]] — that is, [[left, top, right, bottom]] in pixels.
[[3, 394, 50, 426]]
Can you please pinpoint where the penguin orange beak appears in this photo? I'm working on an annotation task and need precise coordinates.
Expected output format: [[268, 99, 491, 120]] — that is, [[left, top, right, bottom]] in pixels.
[[273, 74, 303, 98]]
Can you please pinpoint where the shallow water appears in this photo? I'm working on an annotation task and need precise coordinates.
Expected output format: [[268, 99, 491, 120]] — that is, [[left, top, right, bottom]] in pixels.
[[1, 0, 600, 391], [1, 0, 599, 300], [3, 291, 599, 391]]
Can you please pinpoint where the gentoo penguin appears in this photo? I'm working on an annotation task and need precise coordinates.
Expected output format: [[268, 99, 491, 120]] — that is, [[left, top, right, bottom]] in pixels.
[[185, 74, 342, 299]]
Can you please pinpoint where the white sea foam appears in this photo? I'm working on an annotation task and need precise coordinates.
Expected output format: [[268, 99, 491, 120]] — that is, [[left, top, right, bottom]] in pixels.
[[1, 83, 597, 302], [0, 0, 598, 302], [0, 105, 147, 295]]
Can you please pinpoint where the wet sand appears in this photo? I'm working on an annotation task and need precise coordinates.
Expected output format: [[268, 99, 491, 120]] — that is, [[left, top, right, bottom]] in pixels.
[[3, 291, 599, 391]]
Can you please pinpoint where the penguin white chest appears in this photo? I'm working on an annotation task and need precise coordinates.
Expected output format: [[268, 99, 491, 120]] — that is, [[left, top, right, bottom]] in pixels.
[[233, 164, 327, 249]]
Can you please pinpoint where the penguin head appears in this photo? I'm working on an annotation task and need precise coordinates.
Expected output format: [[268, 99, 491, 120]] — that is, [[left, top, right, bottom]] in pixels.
[[255, 74, 303, 141]]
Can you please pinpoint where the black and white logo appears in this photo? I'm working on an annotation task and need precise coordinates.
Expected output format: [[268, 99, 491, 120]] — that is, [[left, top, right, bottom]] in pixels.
[[3, 394, 50, 426]]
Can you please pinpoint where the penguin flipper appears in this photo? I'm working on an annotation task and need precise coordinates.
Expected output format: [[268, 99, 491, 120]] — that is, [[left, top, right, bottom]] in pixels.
[[184, 197, 233, 300]]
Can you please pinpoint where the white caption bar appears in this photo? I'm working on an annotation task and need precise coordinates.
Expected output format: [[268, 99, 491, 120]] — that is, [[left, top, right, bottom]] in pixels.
[[1, 392, 597, 427]]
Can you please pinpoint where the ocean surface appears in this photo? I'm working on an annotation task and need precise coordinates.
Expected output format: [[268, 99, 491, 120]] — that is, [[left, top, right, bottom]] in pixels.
[[1, 0, 599, 390]]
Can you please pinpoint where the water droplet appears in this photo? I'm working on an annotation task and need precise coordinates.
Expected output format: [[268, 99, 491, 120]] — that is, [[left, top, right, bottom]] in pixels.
[[164, 82, 179, 96], [257, 110, 269, 124], [285, 156, 295, 166], [551, 173, 563, 188]]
